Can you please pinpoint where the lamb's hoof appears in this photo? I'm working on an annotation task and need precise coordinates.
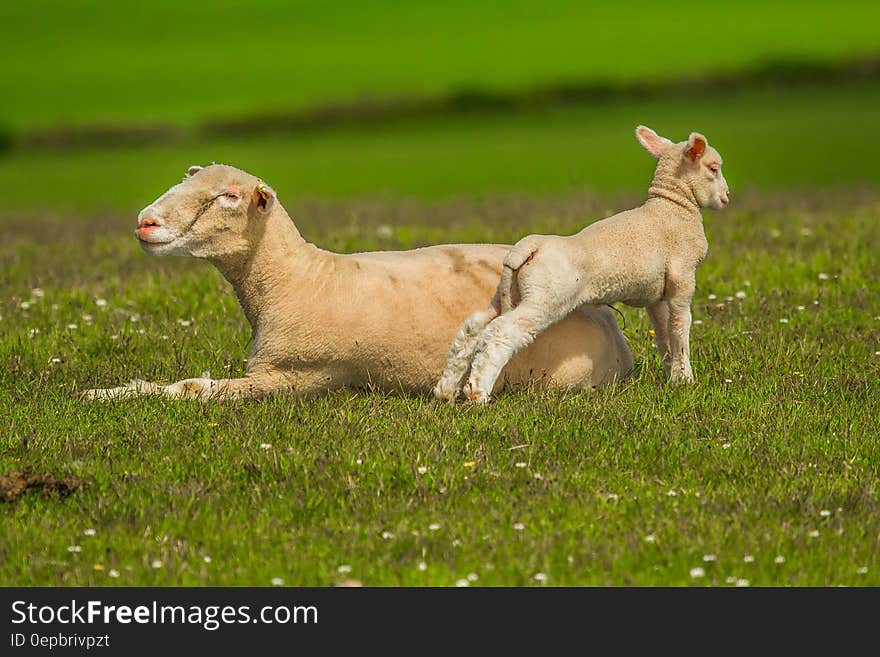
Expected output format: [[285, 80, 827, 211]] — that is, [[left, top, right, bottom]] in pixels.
[[432, 382, 458, 404], [464, 382, 490, 405], [668, 371, 695, 385]]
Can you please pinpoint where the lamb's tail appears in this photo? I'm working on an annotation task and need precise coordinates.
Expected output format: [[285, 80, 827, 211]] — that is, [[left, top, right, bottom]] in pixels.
[[499, 240, 538, 314]]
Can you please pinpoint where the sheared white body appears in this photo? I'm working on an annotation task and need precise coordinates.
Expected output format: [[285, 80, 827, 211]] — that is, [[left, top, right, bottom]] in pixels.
[[83, 164, 633, 400], [435, 126, 730, 403]]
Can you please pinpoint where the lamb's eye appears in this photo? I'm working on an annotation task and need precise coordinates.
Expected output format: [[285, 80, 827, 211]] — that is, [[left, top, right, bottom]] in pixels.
[[708, 165, 719, 175], [225, 193, 239, 200]]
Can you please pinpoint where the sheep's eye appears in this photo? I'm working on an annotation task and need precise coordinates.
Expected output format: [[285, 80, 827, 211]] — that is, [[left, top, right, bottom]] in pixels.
[[225, 193, 239, 200], [708, 165, 719, 175]]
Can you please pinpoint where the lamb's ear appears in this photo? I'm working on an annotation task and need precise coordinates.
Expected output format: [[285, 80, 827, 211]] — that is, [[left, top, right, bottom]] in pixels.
[[685, 133, 707, 162], [254, 183, 277, 215], [635, 125, 673, 159], [186, 165, 204, 177]]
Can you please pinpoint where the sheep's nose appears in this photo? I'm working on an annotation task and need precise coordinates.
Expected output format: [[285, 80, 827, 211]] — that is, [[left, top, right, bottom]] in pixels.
[[137, 216, 160, 230]]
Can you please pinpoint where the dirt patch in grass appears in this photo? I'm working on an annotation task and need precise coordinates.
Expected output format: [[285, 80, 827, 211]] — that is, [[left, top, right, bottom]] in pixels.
[[0, 467, 88, 502]]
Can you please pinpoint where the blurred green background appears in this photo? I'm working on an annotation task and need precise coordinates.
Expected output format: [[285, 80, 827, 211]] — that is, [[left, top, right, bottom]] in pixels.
[[0, 0, 878, 210]]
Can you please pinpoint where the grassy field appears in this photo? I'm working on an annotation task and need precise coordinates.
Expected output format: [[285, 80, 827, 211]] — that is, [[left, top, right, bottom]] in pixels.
[[1, 188, 878, 586], [1, 0, 878, 588], [1, 0, 878, 131]]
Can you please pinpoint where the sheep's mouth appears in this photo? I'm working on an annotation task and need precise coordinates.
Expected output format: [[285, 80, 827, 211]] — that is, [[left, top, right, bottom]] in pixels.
[[137, 235, 176, 246]]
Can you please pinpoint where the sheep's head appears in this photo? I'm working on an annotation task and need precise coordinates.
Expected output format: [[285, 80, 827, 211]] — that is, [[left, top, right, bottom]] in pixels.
[[135, 164, 277, 259], [636, 125, 730, 210]]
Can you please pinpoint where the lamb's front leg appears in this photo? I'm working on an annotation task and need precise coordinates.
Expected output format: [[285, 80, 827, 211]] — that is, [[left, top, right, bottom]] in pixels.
[[646, 300, 672, 378], [665, 280, 696, 384]]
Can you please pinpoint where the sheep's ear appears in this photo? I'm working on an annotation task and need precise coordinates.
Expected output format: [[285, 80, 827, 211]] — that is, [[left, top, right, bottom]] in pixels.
[[685, 133, 707, 162], [635, 125, 673, 159], [254, 183, 277, 215], [185, 165, 204, 177]]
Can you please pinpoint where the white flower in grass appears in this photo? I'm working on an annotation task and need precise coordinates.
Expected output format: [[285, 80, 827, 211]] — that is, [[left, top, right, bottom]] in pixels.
[[779, 318, 789, 324], [514, 462, 527, 468], [467, 573, 479, 582], [260, 443, 272, 450], [428, 523, 441, 532], [67, 545, 82, 553], [417, 562, 427, 572], [774, 556, 786, 564], [743, 555, 755, 563], [95, 298, 108, 307], [725, 576, 737, 584], [667, 489, 677, 497], [533, 472, 543, 480], [817, 273, 829, 280], [689, 567, 705, 579], [707, 293, 717, 300], [151, 560, 163, 569], [512, 522, 525, 531], [381, 531, 394, 540], [337, 564, 352, 574], [203, 556, 212, 564], [417, 466, 428, 474], [723, 379, 733, 384], [819, 509, 831, 517], [725, 295, 734, 302], [28, 328, 39, 338], [50, 357, 62, 364], [67, 323, 78, 330], [735, 291, 747, 299], [110, 334, 119, 340], [84, 528, 96, 537], [20, 301, 31, 310], [376, 225, 393, 239], [735, 579, 750, 587], [703, 554, 717, 562], [355, 458, 362, 465], [644, 534, 657, 543], [875, 351, 880, 357], [177, 318, 192, 327], [271, 577, 284, 586], [82, 314, 93, 322], [722, 443, 732, 449], [455, 579, 469, 587], [130, 314, 140, 323], [807, 530, 820, 538], [108, 569, 120, 578], [32, 287, 44, 298], [796, 305, 806, 311], [692, 319, 703, 325], [800, 227, 813, 237], [533, 573, 548, 583], [857, 566, 868, 575]]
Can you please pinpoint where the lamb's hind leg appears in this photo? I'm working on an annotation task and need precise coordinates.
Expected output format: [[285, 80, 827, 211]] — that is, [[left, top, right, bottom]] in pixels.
[[433, 293, 501, 402], [464, 300, 562, 404]]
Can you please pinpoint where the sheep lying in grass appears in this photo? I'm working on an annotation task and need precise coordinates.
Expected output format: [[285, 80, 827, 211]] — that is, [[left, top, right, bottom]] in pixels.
[[435, 125, 729, 404], [82, 164, 633, 400]]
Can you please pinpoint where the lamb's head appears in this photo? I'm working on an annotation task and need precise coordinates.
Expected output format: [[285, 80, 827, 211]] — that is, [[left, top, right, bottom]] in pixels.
[[636, 125, 730, 210], [135, 164, 278, 259]]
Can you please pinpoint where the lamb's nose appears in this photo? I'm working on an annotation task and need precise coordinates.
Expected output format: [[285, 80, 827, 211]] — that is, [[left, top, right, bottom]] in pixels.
[[137, 216, 160, 230]]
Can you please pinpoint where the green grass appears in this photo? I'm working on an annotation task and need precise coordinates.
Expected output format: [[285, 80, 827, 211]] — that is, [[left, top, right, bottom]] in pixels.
[[1, 80, 879, 213], [1, 0, 878, 131], [1, 191, 878, 586]]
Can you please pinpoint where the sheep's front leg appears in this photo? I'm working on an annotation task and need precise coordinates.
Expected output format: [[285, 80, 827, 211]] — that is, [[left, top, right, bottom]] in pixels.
[[82, 371, 295, 401], [433, 295, 501, 402], [646, 300, 672, 378], [465, 301, 560, 403], [665, 278, 696, 384]]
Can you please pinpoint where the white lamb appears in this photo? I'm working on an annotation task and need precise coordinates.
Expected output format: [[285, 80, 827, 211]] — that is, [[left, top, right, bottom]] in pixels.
[[82, 164, 633, 400], [434, 125, 730, 404]]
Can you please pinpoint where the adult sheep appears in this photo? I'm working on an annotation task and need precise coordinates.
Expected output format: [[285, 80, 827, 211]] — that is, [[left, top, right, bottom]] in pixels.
[[83, 164, 633, 400]]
